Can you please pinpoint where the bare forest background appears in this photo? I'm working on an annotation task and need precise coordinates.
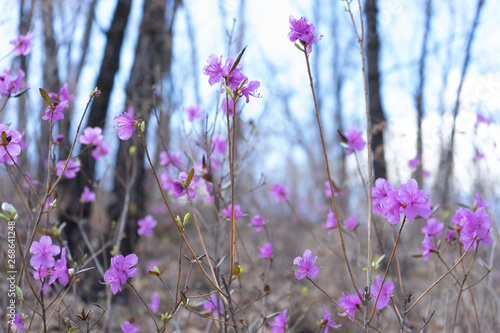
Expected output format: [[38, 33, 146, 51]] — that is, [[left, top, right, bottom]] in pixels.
[[0, 0, 499, 331]]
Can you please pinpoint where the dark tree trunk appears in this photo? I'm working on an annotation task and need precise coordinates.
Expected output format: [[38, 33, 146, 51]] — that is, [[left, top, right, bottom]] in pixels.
[[109, 0, 182, 255], [364, 0, 387, 181]]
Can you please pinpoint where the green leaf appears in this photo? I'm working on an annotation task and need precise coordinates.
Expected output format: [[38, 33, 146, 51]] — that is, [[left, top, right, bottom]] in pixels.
[[161, 312, 170, 323], [183, 213, 190, 226], [294, 42, 305, 52], [69, 328, 78, 332], [234, 265, 243, 277], [302, 286, 308, 296], [129, 146, 136, 155], [140, 121, 145, 133], [16, 286, 23, 300], [1, 131, 7, 142], [186, 168, 195, 185], [223, 83, 233, 98], [229, 46, 247, 74], [39, 88, 52, 106]]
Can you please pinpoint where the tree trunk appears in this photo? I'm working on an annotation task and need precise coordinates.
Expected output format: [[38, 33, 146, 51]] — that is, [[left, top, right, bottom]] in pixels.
[[109, 0, 182, 255], [364, 0, 387, 181]]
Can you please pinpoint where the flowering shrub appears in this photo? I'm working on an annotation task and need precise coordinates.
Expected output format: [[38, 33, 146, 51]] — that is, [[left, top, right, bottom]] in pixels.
[[0, 10, 496, 333]]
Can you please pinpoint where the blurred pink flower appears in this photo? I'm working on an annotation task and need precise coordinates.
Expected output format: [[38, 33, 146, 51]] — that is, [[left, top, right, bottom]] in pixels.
[[258, 243, 273, 259], [56, 159, 80, 179], [80, 127, 104, 145], [150, 291, 160, 313], [0, 124, 22, 159], [183, 103, 203, 121], [137, 215, 157, 237], [343, 126, 366, 155], [338, 291, 362, 321], [344, 215, 357, 231], [270, 182, 289, 202], [92, 140, 109, 159], [223, 204, 244, 220], [269, 309, 287, 333], [203, 294, 224, 316], [419, 234, 435, 261], [120, 321, 139, 333], [0, 68, 26, 96], [10, 32, 33, 56], [81, 186, 96, 203], [421, 218, 443, 238], [251, 215, 266, 232], [321, 306, 342, 331], [322, 209, 337, 235], [113, 107, 136, 140]]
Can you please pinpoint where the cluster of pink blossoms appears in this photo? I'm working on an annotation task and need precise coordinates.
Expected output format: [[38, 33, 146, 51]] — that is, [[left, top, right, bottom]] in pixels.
[[30, 236, 69, 288], [79, 126, 109, 159], [373, 178, 432, 224], [42, 83, 76, 123], [202, 53, 261, 115], [101, 253, 138, 294], [288, 15, 323, 53]]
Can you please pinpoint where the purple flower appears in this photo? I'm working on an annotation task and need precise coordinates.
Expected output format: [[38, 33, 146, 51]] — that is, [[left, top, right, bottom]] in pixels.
[[474, 192, 490, 208], [150, 291, 160, 313], [293, 249, 320, 280], [251, 215, 266, 232], [370, 276, 394, 310], [159, 150, 182, 168], [12, 312, 25, 331], [338, 291, 362, 321], [58, 83, 76, 102], [113, 107, 136, 140], [10, 32, 33, 56], [324, 180, 339, 198], [269, 309, 287, 333], [225, 57, 247, 90], [203, 294, 225, 316], [270, 182, 289, 202], [0, 124, 22, 159], [446, 230, 456, 242], [343, 126, 366, 155], [137, 215, 157, 237], [221, 97, 236, 116], [171, 172, 196, 198], [79, 127, 104, 145], [203, 54, 229, 86], [223, 204, 244, 220], [23, 172, 39, 188], [344, 215, 357, 231], [458, 207, 492, 251], [421, 218, 443, 238], [418, 234, 435, 261], [42, 100, 68, 122], [396, 179, 432, 221], [56, 159, 80, 179], [48, 247, 69, 286], [92, 140, 109, 159], [258, 243, 273, 259], [81, 186, 96, 203], [322, 209, 337, 235], [475, 113, 492, 127], [321, 306, 342, 331], [101, 253, 138, 294], [30, 236, 60, 270], [212, 135, 226, 155], [240, 80, 261, 103], [408, 157, 420, 169], [183, 103, 203, 121], [120, 321, 139, 333], [288, 15, 323, 53], [473, 151, 485, 163], [451, 207, 468, 230], [373, 179, 401, 224], [0, 68, 26, 96], [160, 169, 171, 190]]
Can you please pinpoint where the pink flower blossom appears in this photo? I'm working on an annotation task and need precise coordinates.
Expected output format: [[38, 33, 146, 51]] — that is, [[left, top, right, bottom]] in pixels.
[[418, 234, 435, 261], [338, 291, 362, 321], [344, 215, 357, 231], [30, 236, 60, 270], [101, 253, 138, 294], [81, 186, 96, 203], [0, 124, 22, 159], [48, 247, 69, 286], [79, 126, 104, 145], [396, 179, 432, 221], [251, 215, 266, 232], [12, 312, 24, 331], [240, 80, 261, 103], [370, 275, 394, 310], [223, 204, 244, 220], [23, 172, 39, 188], [321, 209, 337, 235], [203, 294, 225, 316], [171, 172, 196, 198], [221, 97, 236, 116], [42, 100, 68, 122], [49, 83, 76, 102], [408, 157, 420, 169], [475, 113, 492, 127], [203, 54, 229, 86], [159, 150, 182, 168], [421, 218, 443, 238], [120, 321, 139, 333], [343, 126, 366, 155], [457, 207, 492, 251], [0, 68, 26, 96], [225, 56, 247, 90], [293, 249, 320, 280], [269, 309, 287, 333], [183, 103, 203, 121], [137, 215, 157, 237], [212, 135, 227, 155], [10, 32, 33, 56], [270, 182, 289, 202], [321, 306, 342, 331], [288, 15, 323, 53], [474, 192, 490, 208], [324, 180, 339, 198], [258, 243, 273, 259], [56, 159, 80, 179], [150, 291, 160, 313], [113, 107, 136, 140], [92, 140, 109, 159]]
